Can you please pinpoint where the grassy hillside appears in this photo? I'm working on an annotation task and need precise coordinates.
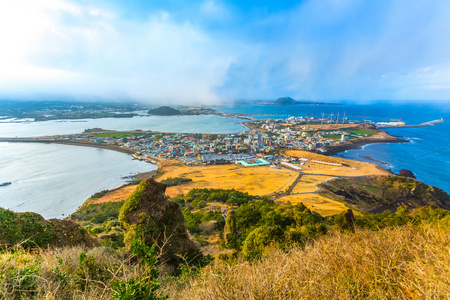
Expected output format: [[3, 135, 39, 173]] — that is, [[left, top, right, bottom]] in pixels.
[[148, 106, 181, 116], [1, 183, 449, 299], [319, 175, 450, 212], [0, 219, 447, 299], [165, 222, 449, 299]]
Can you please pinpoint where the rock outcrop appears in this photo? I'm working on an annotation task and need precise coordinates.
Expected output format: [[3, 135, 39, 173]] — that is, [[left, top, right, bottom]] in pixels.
[[398, 169, 416, 179], [119, 178, 201, 267]]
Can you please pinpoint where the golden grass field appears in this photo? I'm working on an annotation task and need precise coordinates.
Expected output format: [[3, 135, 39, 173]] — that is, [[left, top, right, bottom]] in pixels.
[[156, 160, 298, 197], [277, 194, 349, 216], [89, 185, 138, 204], [89, 150, 390, 216], [283, 149, 389, 177]]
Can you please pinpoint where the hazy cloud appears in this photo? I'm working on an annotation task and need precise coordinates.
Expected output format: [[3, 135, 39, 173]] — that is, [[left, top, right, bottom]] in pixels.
[[0, 0, 449, 103]]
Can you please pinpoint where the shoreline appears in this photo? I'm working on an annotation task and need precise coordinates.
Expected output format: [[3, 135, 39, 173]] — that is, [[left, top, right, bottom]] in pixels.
[[324, 132, 408, 156], [0, 138, 135, 155]]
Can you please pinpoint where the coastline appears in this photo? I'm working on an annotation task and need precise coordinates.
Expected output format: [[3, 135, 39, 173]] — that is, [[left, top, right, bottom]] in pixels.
[[324, 131, 408, 156], [0, 138, 135, 155]]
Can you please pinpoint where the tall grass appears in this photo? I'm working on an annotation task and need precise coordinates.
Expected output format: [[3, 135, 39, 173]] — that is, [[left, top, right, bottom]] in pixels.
[[165, 223, 449, 299], [0, 223, 448, 299]]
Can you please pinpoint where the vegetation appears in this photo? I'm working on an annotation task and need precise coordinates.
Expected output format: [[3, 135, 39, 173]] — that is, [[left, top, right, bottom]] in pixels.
[[160, 177, 192, 187], [91, 190, 109, 199], [347, 129, 377, 135], [111, 239, 165, 299], [0, 205, 447, 299], [119, 179, 204, 269], [165, 222, 449, 299], [0, 208, 55, 248], [148, 106, 181, 116], [319, 175, 450, 212], [72, 201, 124, 224], [93, 132, 146, 138], [322, 134, 357, 140], [1, 182, 449, 299]]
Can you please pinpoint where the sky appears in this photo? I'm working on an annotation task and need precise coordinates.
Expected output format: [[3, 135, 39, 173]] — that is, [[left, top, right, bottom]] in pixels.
[[0, 0, 450, 104]]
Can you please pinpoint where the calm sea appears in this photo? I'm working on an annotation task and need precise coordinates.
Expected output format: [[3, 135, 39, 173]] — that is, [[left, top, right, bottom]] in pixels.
[[0, 114, 247, 137], [217, 102, 450, 193]]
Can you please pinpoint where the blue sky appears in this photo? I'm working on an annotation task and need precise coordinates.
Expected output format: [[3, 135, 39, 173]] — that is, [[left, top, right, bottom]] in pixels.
[[0, 0, 449, 104]]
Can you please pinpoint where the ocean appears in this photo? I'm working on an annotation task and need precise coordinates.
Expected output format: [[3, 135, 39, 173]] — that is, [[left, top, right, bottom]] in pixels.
[[217, 101, 450, 193], [0, 142, 157, 219], [0, 114, 247, 137]]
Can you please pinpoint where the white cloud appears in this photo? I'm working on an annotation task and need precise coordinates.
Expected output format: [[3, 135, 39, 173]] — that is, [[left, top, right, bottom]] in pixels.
[[0, 0, 236, 104]]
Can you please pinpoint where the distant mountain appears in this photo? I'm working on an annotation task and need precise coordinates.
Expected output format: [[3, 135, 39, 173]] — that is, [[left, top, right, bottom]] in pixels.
[[148, 106, 181, 116], [274, 97, 297, 105]]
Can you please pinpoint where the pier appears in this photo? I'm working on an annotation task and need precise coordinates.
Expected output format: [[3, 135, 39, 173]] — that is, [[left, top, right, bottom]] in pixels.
[[376, 118, 445, 129]]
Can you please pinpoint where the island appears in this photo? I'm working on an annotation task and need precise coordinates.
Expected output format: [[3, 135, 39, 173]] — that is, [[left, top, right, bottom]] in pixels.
[[148, 106, 181, 116]]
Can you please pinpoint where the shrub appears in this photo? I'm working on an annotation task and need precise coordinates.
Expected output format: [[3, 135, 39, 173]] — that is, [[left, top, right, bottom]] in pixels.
[[110, 239, 165, 300]]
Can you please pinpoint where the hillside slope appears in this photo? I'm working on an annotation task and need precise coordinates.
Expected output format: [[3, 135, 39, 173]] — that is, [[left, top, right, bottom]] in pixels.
[[319, 175, 450, 213], [165, 222, 450, 299]]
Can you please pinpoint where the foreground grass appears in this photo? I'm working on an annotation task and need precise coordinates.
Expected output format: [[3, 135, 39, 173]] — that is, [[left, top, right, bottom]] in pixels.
[[0, 223, 448, 299], [165, 223, 450, 299]]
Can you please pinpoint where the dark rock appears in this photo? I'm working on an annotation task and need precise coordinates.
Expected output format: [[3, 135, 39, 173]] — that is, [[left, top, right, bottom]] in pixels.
[[119, 178, 201, 267], [398, 169, 416, 179]]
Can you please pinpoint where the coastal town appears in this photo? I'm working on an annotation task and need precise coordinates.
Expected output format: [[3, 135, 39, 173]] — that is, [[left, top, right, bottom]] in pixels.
[[45, 116, 378, 166]]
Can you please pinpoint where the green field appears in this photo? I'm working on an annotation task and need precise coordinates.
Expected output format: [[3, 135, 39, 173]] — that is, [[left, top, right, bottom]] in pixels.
[[94, 132, 146, 138], [347, 129, 376, 135], [323, 134, 357, 140]]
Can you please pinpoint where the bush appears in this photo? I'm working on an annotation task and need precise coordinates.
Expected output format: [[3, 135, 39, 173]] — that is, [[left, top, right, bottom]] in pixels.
[[110, 239, 165, 299], [160, 177, 192, 187]]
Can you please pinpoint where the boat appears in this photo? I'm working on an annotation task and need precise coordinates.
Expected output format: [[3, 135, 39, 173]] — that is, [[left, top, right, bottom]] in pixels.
[[0, 182, 11, 187]]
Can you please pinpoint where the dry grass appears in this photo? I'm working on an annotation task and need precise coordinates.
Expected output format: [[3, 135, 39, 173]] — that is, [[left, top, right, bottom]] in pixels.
[[166, 223, 450, 299], [296, 124, 360, 131], [90, 185, 139, 204], [277, 194, 349, 216], [0, 224, 448, 299], [156, 161, 298, 198], [290, 175, 332, 194], [284, 149, 389, 177], [0, 246, 135, 299], [88, 152, 388, 218]]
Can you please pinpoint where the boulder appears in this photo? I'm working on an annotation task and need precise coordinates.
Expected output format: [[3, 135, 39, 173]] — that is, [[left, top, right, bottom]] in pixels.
[[119, 178, 201, 267], [398, 169, 416, 179]]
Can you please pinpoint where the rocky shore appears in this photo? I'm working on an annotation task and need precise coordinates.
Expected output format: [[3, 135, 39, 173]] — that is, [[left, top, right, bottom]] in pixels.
[[324, 130, 408, 156]]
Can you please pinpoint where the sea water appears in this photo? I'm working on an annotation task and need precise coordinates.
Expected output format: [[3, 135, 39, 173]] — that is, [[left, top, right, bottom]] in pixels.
[[0, 143, 157, 219], [217, 101, 450, 193], [0, 114, 247, 137]]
